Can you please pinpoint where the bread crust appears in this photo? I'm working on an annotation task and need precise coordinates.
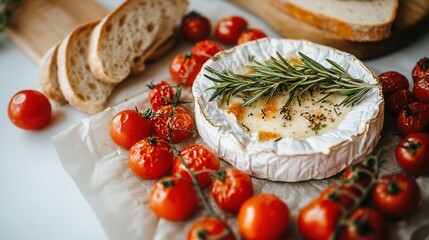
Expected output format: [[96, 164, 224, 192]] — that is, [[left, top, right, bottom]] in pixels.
[[271, 0, 399, 42], [39, 43, 67, 105]]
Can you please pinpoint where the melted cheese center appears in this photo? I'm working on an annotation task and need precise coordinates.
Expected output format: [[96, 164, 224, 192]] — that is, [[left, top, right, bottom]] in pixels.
[[220, 90, 350, 140]]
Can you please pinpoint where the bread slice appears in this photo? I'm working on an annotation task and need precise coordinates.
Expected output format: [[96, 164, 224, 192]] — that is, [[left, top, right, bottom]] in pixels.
[[57, 21, 116, 114], [88, 0, 188, 83], [39, 43, 67, 105], [269, 0, 399, 42]]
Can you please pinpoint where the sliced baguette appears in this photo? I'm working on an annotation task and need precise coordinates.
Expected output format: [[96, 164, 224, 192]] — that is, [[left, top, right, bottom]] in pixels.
[[57, 21, 116, 114], [269, 0, 399, 42], [39, 43, 67, 105], [88, 0, 188, 83]]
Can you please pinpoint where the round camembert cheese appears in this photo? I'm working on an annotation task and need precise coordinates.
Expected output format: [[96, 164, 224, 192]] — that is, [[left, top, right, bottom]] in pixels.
[[193, 38, 384, 182]]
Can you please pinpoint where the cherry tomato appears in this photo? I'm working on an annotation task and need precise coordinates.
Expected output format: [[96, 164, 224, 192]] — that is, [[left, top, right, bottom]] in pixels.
[[395, 133, 429, 175], [181, 11, 211, 42], [173, 144, 220, 187], [319, 183, 360, 210], [338, 207, 389, 240], [128, 137, 173, 179], [412, 57, 429, 82], [151, 105, 193, 143], [386, 89, 414, 116], [192, 39, 223, 64], [372, 174, 421, 219], [236, 28, 267, 45], [215, 16, 248, 44], [109, 109, 152, 149], [343, 155, 377, 188], [149, 176, 198, 221], [297, 199, 343, 240], [169, 53, 203, 86], [8, 90, 51, 130], [377, 71, 409, 98], [187, 217, 235, 240], [210, 168, 253, 213], [396, 102, 429, 137], [148, 81, 174, 111], [413, 76, 429, 104], [238, 194, 289, 240]]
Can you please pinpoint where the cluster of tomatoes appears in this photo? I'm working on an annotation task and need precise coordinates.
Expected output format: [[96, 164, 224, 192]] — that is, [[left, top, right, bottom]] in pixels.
[[169, 13, 267, 87], [298, 155, 421, 239], [109, 80, 290, 239], [377, 57, 429, 176]]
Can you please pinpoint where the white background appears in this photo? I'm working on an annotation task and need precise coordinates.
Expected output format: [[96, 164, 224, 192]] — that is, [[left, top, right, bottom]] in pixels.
[[1, 0, 428, 239]]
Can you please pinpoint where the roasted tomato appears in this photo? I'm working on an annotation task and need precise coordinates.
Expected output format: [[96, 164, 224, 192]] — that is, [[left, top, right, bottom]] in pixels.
[[338, 207, 389, 240], [395, 133, 429, 175], [151, 105, 193, 143], [128, 137, 173, 179], [187, 217, 235, 240], [192, 39, 223, 64], [386, 89, 414, 116], [215, 16, 248, 44], [148, 81, 174, 111], [181, 11, 211, 42], [372, 174, 421, 219], [236, 28, 267, 45], [238, 194, 289, 240], [8, 90, 51, 130], [297, 199, 343, 240], [377, 71, 409, 98], [319, 183, 360, 210], [413, 76, 429, 104], [173, 144, 220, 187], [412, 57, 429, 82], [149, 176, 197, 221], [396, 102, 429, 137], [169, 53, 203, 86], [210, 168, 253, 213], [110, 109, 152, 149]]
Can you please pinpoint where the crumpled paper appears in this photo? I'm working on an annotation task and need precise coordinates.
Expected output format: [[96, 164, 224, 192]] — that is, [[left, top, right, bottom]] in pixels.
[[53, 81, 429, 240]]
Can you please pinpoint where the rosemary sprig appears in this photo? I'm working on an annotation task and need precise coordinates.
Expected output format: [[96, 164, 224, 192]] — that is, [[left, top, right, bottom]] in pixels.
[[204, 52, 376, 108]]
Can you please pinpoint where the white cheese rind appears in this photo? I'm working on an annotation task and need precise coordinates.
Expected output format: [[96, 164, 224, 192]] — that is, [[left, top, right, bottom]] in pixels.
[[193, 38, 384, 182]]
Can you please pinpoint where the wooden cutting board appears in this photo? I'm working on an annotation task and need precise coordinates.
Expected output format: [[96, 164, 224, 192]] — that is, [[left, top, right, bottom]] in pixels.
[[5, 0, 108, 64], [229, 0, 429, 59]]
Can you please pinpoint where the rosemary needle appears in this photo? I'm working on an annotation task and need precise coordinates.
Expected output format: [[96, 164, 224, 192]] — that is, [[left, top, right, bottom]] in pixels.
[[204, 52, 376, 108]]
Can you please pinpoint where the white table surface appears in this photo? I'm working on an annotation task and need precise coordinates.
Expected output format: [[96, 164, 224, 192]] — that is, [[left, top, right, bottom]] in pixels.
[[1, 0, 428, 239]]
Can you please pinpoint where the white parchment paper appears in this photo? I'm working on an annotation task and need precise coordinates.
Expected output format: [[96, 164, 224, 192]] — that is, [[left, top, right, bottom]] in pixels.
[[53, 81, 429, 240]]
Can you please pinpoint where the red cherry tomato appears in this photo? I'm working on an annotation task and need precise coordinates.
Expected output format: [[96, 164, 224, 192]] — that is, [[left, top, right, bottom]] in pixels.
[[395, 133, 429, 175], [110, 109, 152, 149], [8, 90, 51, 130], [128, 137, 173, 179], [151, 105, 193, 143], [372, 174, 421, 219], [187, 217, 235, 240], [238, 194, 289, 240], [192, 39, 223, 64], [412, 57, 429, 82], [173, 144, 220, 187], [148, 81, 174, 112], [210, 168, 253, 213], [396, 102, 429, 137], [338, 207, 389, 240], [215, 16, 248, 44], [377, 71, 409, 98], [181, 11, 211, 42], [149, 176, 197, 221], [413, 76, 429, 104], [386, 89, 414, 116], [297, 199, 343, 240], [237, 28, 267, 45], [169, 53, 203, 86], [319, 183, 360, 210], [343, 156, 377, 188]]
